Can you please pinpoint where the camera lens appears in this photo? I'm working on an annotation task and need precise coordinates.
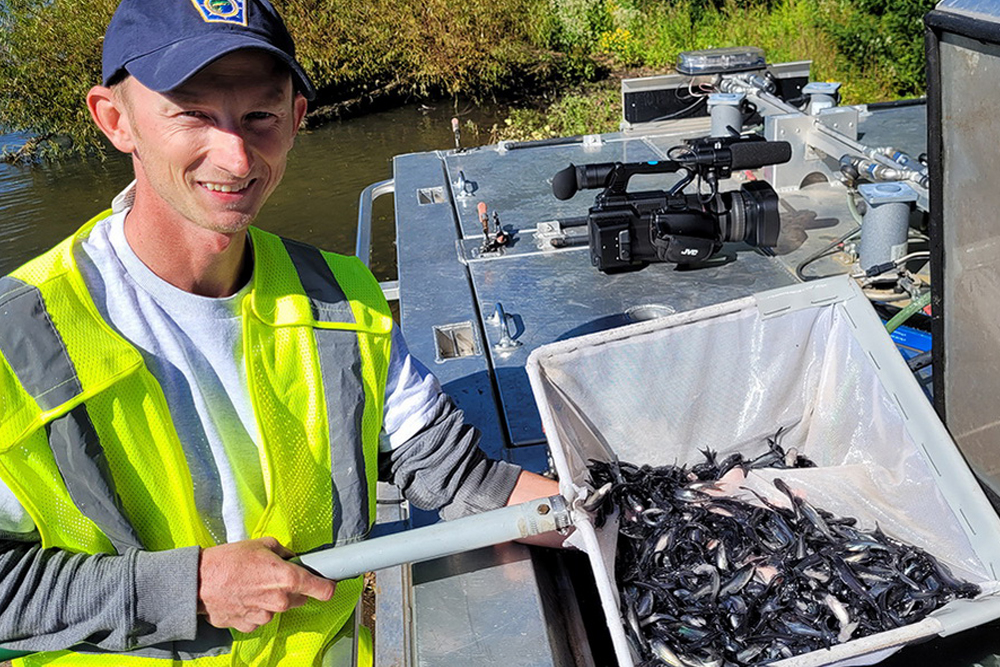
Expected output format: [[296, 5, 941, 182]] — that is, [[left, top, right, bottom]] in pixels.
[[716, 181, 781, 247]]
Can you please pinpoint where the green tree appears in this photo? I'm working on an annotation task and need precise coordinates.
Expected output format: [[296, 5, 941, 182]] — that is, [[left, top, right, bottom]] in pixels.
[[822, 0, 935, 97], [0, 0, 118, 158], [0, 0, 562, 159], [1, 0, 933, 160]]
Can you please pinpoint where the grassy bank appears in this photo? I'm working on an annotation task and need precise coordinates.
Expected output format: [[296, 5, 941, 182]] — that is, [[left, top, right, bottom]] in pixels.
[[491, 0, 934, 141], [1, 0, 933, 160]]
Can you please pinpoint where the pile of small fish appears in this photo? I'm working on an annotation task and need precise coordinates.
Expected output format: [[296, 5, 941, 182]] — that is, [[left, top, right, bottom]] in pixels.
[[585, 432, 980, 666]]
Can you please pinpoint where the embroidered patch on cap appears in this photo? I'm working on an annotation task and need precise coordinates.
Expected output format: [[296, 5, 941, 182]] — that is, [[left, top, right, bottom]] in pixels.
[[189, 0, 248, 26]]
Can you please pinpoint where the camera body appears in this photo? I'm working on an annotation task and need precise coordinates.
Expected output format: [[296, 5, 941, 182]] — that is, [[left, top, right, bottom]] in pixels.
[[588, 181, 781, 272], [552, 136, 791, 273]]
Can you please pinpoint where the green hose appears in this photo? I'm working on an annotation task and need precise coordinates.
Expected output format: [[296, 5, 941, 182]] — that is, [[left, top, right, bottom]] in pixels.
[[847, 189, 864, 225], [885, 291, 931, 333], [0, 648, 33, 660]]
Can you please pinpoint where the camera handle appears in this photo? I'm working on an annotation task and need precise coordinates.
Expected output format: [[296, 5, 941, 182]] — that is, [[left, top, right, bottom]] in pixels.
[[552, 139, 792, 202], [552, 160, 686, 201]]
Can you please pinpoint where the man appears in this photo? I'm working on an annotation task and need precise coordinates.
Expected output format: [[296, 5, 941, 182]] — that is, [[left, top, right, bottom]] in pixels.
[[0, 0, 558, 664]]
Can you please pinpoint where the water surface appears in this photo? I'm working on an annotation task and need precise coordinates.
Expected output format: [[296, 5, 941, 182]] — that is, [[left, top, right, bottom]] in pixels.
[[1, 102, 496, 281]]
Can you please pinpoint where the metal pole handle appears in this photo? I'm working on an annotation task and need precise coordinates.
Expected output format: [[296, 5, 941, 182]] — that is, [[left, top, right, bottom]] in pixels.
[[296, 495, 571, 581]]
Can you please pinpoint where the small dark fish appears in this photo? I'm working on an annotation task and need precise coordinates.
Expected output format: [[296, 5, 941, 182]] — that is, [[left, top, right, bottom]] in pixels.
[[641, 508, 669, 526], [799, 500, 836, 541], [931, 555, 981, 597], [582, 481, 613, 512], [774, 477, 836, 541], [652, 530, 672, 555], [680, 614, 707, 628], [674, 487, 711, 503], [676, 653, 721, 667], [593, 437, 979, 666], [772, 477, 799, 514], [691, 564, 721, 601], [626, 598, 647, 653], [844, 538, 892, 553], [781, 619, 826, 639], [649, 639, 684, 667], [715, 541, 728, 571], [636, 588, 655, 618], [719, 564, 754, 597], [676, 624, 711, 642], [824, 593, 850, 624], [717, 453, 746, 477], [736, 644, 764, 663], [748, 448, 783, 469], [641, 612, 676, 628]]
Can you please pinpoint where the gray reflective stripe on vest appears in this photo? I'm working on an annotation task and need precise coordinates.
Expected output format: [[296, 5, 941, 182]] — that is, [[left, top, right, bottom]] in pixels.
[[282, 239, 356, 324], [0, 276, 83, 411], [315, 330, 369, 543], [282, 240, 370, 544], [0, 277, 142, 554], [46, 405, 143, 553]]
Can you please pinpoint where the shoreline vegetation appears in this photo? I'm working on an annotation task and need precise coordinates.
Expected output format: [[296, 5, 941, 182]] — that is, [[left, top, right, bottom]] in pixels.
[[1, 0, 934, 162]]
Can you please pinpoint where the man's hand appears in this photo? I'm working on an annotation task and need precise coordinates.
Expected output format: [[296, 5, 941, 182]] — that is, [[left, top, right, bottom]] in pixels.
[[197, 537, 336, 633], [507, 471, 570, 548]]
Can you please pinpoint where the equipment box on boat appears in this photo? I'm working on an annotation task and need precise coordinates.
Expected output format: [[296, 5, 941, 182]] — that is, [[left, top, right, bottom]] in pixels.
[[526, 276, 1000, 666]]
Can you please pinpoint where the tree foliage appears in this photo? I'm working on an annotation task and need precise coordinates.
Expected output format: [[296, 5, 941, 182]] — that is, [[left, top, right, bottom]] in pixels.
[[1, 0, 937, 158], [0, 0, 118, 156], [1, 0, 560, 158], [822, 0, 936, 97], [280, 0, 557, 99]]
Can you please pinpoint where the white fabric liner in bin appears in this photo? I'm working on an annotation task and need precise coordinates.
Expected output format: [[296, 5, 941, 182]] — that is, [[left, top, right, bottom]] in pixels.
[[526, 276, 1000, 667]]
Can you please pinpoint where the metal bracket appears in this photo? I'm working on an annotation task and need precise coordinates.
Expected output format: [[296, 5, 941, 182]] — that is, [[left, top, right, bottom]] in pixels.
[[764, 107, 860, 191], [488, 302, 521, 352], [454, 170, 476, 198], [534, 220, 566, 250]]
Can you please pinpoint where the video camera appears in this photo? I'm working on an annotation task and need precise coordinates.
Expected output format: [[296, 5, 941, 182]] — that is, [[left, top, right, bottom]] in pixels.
[[552, 135, 792, 272]]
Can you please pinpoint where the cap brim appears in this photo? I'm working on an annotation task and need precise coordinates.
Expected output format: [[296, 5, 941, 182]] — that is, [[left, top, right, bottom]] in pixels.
[[125, 33, 316, 101]]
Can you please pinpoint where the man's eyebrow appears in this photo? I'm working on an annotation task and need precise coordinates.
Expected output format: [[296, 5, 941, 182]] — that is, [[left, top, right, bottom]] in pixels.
[[166, 85, 289, 106], [249, 85, 291, 106]]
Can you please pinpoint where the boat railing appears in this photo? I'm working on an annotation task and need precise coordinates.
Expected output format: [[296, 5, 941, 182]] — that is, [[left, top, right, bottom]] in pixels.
[[355, 178, 395, 267]]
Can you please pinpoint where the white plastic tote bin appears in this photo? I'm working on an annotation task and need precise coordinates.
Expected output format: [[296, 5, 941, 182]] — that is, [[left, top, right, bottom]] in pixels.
[[526, 276, 1000, 667]]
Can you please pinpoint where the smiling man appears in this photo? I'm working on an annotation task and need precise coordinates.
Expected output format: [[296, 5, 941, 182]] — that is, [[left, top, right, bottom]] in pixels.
[[94, 50, 305, 296], [0, 0, 557, 665]]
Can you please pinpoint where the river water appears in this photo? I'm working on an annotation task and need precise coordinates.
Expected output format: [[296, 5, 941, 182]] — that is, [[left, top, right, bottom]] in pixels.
[[0, 102, 497, 282]]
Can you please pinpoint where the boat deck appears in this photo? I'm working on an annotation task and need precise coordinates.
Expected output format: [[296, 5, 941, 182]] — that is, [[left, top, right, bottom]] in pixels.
[[369, 98, 995, 667]]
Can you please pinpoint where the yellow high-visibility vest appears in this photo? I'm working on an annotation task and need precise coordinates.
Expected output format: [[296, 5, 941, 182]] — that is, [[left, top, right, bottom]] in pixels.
[[0, 211, 392, 666]]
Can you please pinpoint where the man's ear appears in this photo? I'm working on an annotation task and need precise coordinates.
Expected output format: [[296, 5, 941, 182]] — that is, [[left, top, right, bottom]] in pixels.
[[87, 85, 137, 154], [292, 93, 308, 136]]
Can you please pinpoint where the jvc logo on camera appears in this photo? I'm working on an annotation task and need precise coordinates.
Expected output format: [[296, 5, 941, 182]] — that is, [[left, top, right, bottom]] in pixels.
[[680, 248, 700, 257]]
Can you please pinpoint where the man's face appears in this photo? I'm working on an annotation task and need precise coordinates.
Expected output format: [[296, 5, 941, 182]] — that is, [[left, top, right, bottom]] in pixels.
[[116, 50, 307, 235]]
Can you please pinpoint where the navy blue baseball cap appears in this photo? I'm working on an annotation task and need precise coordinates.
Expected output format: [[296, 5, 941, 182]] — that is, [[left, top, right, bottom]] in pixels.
[[102, 0, 316, 100]]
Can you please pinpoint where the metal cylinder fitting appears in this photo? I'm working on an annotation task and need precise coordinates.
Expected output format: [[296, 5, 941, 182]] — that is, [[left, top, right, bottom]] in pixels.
[[802, 81, 842, 115], [708, 93, 745, 137], [857, 182, 918, 272]]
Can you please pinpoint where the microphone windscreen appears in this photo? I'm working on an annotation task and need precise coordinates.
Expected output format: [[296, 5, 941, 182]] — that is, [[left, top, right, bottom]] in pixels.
[[552, 164, 579, 200], [729, 141, 792, 170]]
